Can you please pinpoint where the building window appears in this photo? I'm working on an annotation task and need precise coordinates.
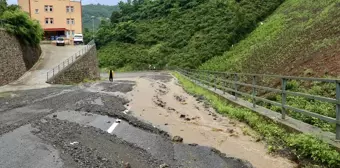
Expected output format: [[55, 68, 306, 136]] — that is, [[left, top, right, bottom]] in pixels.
[[66, 6, 74, 12], [67, 18, 74, 25], [45, 5, 53, 12], [45, 18, 53, 24], [72, 30, 75, 35], [35, 9, 39, 14]]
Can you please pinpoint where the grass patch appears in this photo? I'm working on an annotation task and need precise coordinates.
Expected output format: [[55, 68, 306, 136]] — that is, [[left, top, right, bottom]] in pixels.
[[263, 80, 337, 133], [200, 0, 340, 76], [173, 72, 340, 167]]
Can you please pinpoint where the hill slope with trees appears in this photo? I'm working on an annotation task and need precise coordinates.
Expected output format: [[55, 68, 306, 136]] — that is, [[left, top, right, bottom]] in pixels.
[[82, 4, 119, 30], [96, 0, 284, 71], [201, 0, 340, 77]]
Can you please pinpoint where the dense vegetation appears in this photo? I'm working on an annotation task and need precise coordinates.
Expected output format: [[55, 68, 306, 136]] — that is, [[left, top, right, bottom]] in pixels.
[[0, 0, 43, 45], [201, 0, 340, 77], [197, 0, 340, 137], [96, 0, 284, 71], [82, 4, 119, 30]]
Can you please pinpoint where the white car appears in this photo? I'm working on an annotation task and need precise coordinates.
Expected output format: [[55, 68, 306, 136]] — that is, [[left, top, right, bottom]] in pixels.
[[73, 34, 83, 45], [56, 37, 65, 46]]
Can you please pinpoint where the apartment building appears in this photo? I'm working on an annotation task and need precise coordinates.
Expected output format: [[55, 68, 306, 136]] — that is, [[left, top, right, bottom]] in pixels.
[[18, 0, 82, 40]]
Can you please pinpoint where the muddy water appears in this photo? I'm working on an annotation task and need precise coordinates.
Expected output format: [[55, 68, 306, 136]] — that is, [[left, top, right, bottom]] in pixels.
[[124, 76, 296, 168]]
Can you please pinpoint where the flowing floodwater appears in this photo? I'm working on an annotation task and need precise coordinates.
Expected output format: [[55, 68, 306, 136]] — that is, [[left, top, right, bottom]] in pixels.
[[125, 75, 297, 168]]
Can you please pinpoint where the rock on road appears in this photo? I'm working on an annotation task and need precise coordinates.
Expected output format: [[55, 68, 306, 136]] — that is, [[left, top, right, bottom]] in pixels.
[[0, 72, 254, 168]]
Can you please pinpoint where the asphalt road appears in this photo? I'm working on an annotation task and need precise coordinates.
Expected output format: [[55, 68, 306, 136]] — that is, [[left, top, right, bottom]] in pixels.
[[0, 72, 253, 168]]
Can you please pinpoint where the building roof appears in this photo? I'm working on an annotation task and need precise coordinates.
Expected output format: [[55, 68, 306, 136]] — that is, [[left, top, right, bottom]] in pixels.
[[44, 28, 69, 31]]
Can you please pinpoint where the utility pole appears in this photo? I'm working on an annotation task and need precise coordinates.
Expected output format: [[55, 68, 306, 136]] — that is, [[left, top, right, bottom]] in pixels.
[[91, 16, 95, 40]]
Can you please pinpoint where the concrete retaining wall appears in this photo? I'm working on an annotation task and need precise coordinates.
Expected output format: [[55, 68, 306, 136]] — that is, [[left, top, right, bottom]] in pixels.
[[0, 29, 41, 86], [47, 46, 100, 84]]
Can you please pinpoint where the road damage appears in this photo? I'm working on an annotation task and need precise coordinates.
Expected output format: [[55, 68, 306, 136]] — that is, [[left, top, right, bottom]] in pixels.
[[0, 72, 255, 168]]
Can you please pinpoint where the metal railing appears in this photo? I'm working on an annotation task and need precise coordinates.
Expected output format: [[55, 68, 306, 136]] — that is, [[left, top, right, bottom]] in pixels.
[[178, 69, 340, 140], [46, 40, 95, 81]]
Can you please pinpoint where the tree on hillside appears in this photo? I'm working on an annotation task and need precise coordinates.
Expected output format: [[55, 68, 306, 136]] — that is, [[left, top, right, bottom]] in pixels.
[[82, 4, 119, 30], [0, 0, 7, 15], [0, 1, 43, 45], [110, 11, 122, 24], [96, 0, 285, 70]]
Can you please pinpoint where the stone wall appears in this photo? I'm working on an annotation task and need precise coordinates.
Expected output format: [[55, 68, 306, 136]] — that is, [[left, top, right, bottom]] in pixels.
[[0, 29, 41, 86], [46, 46, 100, 84]]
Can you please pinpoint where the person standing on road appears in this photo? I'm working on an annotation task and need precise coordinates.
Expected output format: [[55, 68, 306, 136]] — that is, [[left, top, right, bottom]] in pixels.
[[109, 70, 113, 82]]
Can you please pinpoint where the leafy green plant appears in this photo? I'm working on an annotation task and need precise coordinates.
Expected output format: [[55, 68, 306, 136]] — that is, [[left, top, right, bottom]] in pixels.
[[0, 6, 43, 45]]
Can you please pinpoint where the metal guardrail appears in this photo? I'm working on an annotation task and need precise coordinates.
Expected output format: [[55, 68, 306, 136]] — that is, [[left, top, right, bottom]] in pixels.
[[178, 69, 340, 140], [46, 40, 95, 81]]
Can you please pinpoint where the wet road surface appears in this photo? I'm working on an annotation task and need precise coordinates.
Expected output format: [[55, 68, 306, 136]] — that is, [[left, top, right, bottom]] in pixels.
[[0, 72, 254, 168]]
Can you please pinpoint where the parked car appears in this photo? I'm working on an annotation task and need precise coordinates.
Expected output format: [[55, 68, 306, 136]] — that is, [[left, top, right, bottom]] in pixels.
[[56, 37, 65, 46], [73, 34, 83, 45]]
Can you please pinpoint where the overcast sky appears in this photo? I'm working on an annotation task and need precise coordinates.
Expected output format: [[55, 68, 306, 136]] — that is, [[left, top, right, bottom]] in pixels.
[[7, 0, 126, 6]]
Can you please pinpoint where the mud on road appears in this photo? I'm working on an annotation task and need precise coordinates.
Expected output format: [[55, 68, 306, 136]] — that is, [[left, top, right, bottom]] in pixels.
[[125, 72, 297, 168], [0, 72, 255, 168]]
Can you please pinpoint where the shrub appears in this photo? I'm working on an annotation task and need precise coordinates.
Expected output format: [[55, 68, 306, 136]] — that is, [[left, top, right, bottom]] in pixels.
[[1, 9, 43, 45]]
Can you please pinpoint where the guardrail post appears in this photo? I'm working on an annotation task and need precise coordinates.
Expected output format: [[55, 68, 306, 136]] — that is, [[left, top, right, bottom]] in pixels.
[[223, 73, 226, 94], [214, 74, 217, 90], [281, 78, 287, 120], [198, 72, 204, 85], [234, 74, 238, 100], [252, 76, 256, 108], [210, 73, 213, 89], [336, 81, 340, 140], [206, 72, 209, 87]]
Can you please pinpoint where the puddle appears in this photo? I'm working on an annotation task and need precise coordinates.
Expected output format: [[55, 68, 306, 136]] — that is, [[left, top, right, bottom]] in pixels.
[[48, 111, 116, 132]]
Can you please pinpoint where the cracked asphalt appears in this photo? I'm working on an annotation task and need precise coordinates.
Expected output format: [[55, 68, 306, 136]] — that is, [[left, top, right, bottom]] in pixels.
[[0, 72, 253, 168]]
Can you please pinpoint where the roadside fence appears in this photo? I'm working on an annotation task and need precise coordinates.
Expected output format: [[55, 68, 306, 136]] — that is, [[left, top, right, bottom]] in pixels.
[[46, 40, 95, 81], [178, 68, 340, 140]]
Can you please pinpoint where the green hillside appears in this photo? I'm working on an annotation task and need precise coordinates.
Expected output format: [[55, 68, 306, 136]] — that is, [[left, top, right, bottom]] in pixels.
[[96, 0, 284, 71], [201, 0, 340, 77], [82, 4, 119, 30]]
